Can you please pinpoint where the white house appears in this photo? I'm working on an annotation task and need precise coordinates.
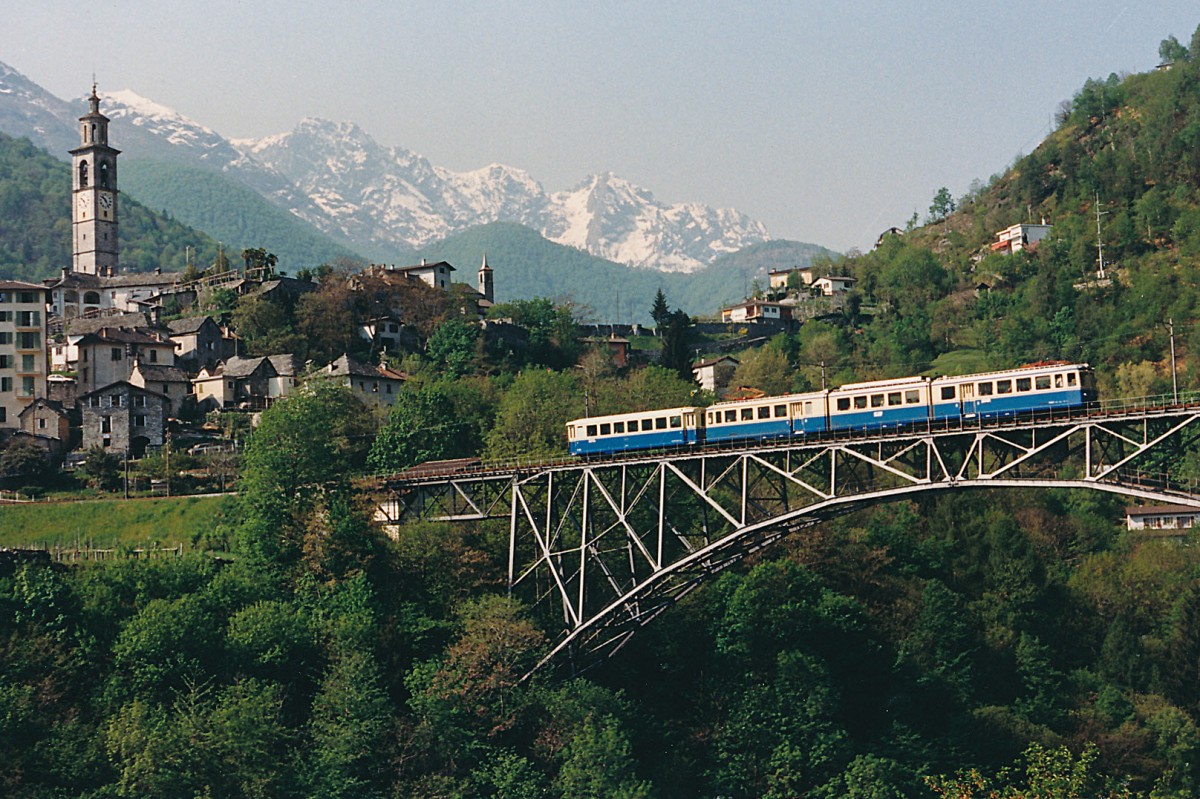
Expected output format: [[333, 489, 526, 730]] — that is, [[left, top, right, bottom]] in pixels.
[[992, 223, 1053, 255], [1125, 505, 1200, 532]]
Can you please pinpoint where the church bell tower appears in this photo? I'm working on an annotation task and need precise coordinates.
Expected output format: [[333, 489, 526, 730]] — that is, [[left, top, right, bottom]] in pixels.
[[70, 84, 120, 276]]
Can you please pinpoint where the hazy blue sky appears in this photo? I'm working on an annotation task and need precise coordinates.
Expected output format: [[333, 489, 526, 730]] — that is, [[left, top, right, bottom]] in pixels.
[[4, 1, 1198, 252]]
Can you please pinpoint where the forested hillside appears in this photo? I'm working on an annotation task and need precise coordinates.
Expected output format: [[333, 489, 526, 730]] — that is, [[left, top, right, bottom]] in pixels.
[[0, 133, 222, 281], [5, 26, 1200, 799]]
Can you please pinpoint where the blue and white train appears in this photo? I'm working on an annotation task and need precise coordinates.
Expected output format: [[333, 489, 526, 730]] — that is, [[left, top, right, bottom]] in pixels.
[[566, 362, 1096, 457]]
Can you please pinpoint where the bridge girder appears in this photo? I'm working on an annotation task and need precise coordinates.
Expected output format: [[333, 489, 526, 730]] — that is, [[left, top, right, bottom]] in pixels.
[[373, 406, 1200, 675]]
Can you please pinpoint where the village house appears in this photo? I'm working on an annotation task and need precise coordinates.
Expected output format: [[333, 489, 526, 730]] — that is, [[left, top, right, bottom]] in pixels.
[[812, 275, 857, 296], [75, 327, 175, 395], [167, 316, 227, 370], [583, 335, 631, 369], [692, 355, 740, 393], [720, 300, 792, 324], [78, 381, 168, 456], [0, 281, 49, 430], [1125, 504, 1200, 533], [768, 268, 815, 291], [129, 359, 193, 418], [267, 354, 303, 401], [17, 397, 72, 451], [991, 223, 1053, 255], [320, 354, 406, 406], [192, 355, 277, 411]]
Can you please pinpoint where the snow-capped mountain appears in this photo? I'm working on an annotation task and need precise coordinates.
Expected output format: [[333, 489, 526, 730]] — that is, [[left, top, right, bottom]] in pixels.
[[0, 60, 772, 272], [237, 118, 770, 272]]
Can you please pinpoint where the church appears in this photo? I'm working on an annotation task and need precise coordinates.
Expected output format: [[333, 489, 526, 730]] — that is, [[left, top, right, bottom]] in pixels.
[[45, 85, 180, 319]]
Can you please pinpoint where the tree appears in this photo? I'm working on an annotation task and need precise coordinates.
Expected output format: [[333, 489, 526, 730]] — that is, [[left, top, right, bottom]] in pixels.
[[928, 187, 956, 222], [660, 309, 694, 382], [926, 742, 1135, 799], [426, 318, 479, 378], [241, 247, 278, 275], [483, 369, 580, 461], [731, 346, 792, 395], [650, 288, 670, 332], [367, 381, 483, 473], [304, 649, 392, 799], [1159, 35, 1190, 65], [79, 446, 121, 491], [553, 714, 652, 799], [0, 440, 50, 484]]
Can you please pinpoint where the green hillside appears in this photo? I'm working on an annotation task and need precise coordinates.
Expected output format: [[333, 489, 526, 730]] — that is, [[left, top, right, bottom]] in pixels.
[[0, 133, 222, 281], [121, 159, 368, 272], [419, 222, 832, 321]]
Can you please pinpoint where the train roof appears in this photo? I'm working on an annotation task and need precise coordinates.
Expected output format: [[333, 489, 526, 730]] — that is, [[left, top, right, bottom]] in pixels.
[[929, 362, 1091, 382], [832, 375, 930, 392], [566, 406, 704, 427], [710, 389, 827, 408]]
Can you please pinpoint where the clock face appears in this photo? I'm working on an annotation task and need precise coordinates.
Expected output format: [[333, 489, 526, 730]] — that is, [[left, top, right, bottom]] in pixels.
[[98, 192, 113, 211], [77, 194, 91, 214]]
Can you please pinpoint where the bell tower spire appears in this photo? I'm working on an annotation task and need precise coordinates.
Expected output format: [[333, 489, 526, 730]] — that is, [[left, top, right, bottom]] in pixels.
[[70, 83, 120, 276]]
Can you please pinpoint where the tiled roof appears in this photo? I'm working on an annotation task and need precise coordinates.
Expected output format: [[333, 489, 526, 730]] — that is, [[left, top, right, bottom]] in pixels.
[[133, 363, 190, 383], [167, 316, 215, 335], [220, 356, 275, 379]]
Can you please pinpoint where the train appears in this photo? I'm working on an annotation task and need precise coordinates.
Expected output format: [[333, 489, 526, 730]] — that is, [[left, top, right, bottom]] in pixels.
[[565, 362, 1097, 457]]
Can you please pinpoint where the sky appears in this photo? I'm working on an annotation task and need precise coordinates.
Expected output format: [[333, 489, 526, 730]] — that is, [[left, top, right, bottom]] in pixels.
[[3, 1, 1198, 253]]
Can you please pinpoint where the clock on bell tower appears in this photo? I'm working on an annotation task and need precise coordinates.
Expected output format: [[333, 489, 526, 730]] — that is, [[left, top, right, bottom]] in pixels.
[[70, 84, 120, 277]]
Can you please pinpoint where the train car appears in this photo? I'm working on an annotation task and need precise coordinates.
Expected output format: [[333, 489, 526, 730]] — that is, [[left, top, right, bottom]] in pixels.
[[566, 406, 705, 456], [930, 362, 1095, 421], [705, 390, 828, 444], [828, 376, 932, 432]]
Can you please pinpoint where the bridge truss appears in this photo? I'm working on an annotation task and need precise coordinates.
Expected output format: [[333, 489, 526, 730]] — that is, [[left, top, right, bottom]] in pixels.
[[374, 402, 1200, 674]]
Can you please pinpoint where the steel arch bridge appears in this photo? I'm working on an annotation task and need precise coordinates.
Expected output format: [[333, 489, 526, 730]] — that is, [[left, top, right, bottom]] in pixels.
[[373, 399, 1200, 675]]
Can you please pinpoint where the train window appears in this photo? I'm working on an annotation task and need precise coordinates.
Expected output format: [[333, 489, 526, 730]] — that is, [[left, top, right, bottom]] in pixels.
[[775, 405, 787, 417], [741, 408, 753, 421], [887, 392, 902, 406], [724, 410, 736, 422], [614, 422, 625, 433], [1016, 378, 1031, 392], [587, 425, 597, 437], [905, 389, 921, 404], [837, 397, 850, 411], [870, 394, 885, 408], [642, 419, 654, 431], [669, 415, 682, 428], [978, 382, 993, 396], [758, 406, 771, 419], [1036, 376, 1051, 390], [997, 380, 1012, 394], [1068, 373, 1077, 386], [600, 423, 611, 435], [707, 412, 714, 424], [1055, 374, 1064, 388], [940, 386, 956, 401], [853, 396, 867, 409], [656, 417, 667, 430]]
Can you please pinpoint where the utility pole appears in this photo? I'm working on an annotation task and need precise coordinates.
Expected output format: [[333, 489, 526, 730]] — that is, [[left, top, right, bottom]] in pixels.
[[1169, 318, 1179, 404], [1095, 193, 1108, 280]]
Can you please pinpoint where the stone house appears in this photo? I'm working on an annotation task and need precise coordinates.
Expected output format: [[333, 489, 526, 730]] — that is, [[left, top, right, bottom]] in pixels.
[[17, 398, 73, 454], [192, 356, 277, 411], [129, 360, 193, 418], [320, 354, 405, 406], [167, 316, 226, 370], [78, 381, 168, 457], [76, 327, 175, 394]]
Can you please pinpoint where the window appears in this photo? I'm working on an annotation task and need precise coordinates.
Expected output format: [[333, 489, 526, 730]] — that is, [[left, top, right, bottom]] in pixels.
[[0, 311, 9, 322], [16, 332, 38, 349], [655, 417, 667, 430], [1016, 377, 1031, 392], [758, 406, 771, 419], [16, 310, 39, 326], [836, 397, 850, 411], [775, 404, 787, 417], [978, 382, 994, 396], [0, 407, 6, 423], [0, 355, 8, 369], [1035, 376, 1051, 390], [741, 408, 753, 421], [1055, 374, 1064, 388], [101, 417, 111, 434], [16, 291, 38, 304], [19, 376, 33, 397], [887, 392, 902, 407], [0, 377, 10, 391], [641, 419, 653, 431], [1068, 373, 1077, 386], [997, 379, 1012, 394], [134, 395, 146, 407], [37, 418, 46, 430], [870, 394, 884, 408], [134, 415, 146, 428], [111, 347, 122, 362], [724, 410, 736, 422], [20, 355, 34, 372], [600, 423, 611, 435], [586, 424, 597, 437], [853, 396, 867, 409], [669, 416, 682, 428], [149, 350, 158, 363], [614, 421, 625, 433], [905, 389, 921, 404], [0, 333, 10, 345]]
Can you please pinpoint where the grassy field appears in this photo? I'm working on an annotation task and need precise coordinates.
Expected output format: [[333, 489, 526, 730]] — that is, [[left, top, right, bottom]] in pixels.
[[0, 494, 233, 549]]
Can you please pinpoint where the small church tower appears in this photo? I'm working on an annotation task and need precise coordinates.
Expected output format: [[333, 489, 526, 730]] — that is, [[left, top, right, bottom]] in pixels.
[[478, 253, 494, 304], [70, 85, 120, 277]]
